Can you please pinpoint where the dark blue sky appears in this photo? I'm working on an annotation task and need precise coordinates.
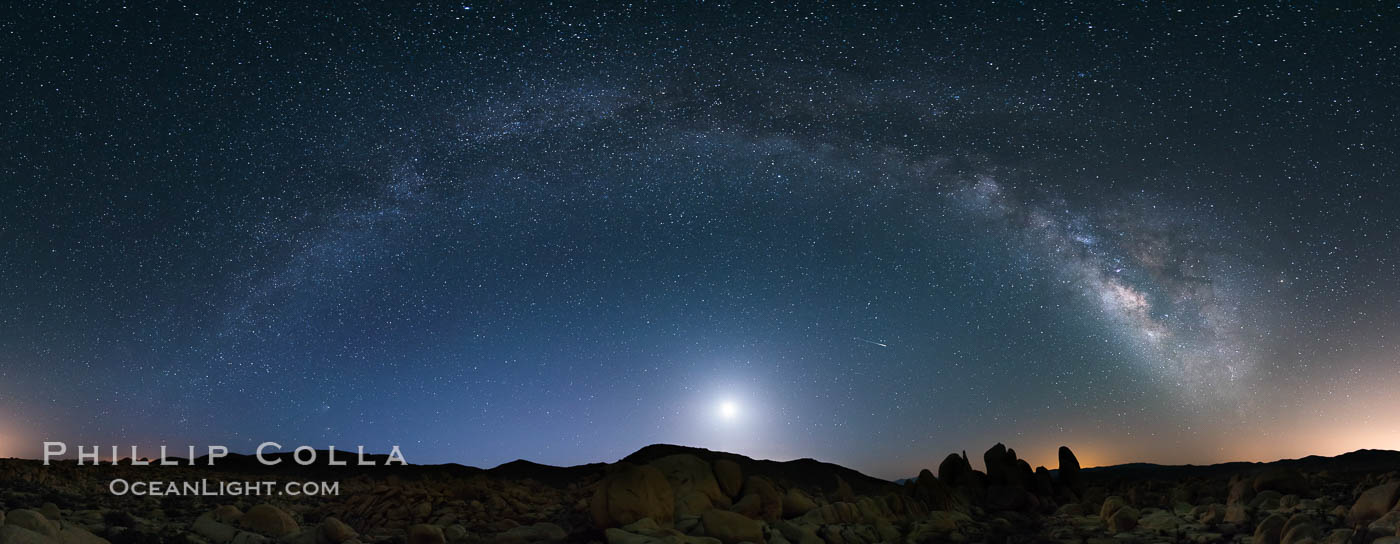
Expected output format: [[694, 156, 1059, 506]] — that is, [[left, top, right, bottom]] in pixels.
[[3, 3, 1398, 478]]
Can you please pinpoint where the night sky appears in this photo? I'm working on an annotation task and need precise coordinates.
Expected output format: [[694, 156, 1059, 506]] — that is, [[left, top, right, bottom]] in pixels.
[[3, 3, 1399, 479]]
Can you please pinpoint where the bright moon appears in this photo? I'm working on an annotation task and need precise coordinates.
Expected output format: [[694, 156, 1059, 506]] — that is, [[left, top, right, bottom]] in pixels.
[[718, 400, 739, 420]]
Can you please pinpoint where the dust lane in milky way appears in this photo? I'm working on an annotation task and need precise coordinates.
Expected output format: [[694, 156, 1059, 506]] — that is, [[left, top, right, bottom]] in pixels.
[[2, 3, 1398, 478]]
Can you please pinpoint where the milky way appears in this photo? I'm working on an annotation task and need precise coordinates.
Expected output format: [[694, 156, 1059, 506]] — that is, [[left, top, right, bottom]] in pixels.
[[949, 176, 1258, 405], [3, 3, 1399, 477]]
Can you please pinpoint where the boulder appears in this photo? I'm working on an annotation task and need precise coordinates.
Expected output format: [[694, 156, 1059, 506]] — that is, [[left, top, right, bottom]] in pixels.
[[1349, 481, 1400, 527], [1198, 503, 1227, 525], [1057, 446, 1082, 490], [591, 463, 676, 528], [1281, 522, 1322, 544], [7, 510, 59, 537], [728, 493, 760, 518], [736, 476, 782, 521], [1012, 459, 1036, 489], [939, 452, 973, 486], [1255, 513, 1288, 544], [700, 510, 764, 544], [1034, 466, 1054, 497], [984, 443, 1013, 485], [712, 459, 743, 498], [1138, 509, 1183, 532], [800, 502, 863, 525], [834, 475, 856, 503], [1107, 506, 1139, 533], [1100, 496, 1128, 521], [408, 524, 446, 544], [239, 504, 298, 537], [39, 503, 61, 521], [676, 490, 714, 518], [649, 455, 729, 508], [602, 528, 647, 544], [1224, 503, 1250, 524], [1368, 511, 1400, 541], [0, 525, 58, 544], [1252, 490, 1285, 511], [55, 522, 110, 544], [1228, 475, 1256, 505], [782, 488, 817, 517], [913, 469, 965, 512], [213, 505, 244, 524], [318, 517, 358, 544], [193, 513, 269, 544]]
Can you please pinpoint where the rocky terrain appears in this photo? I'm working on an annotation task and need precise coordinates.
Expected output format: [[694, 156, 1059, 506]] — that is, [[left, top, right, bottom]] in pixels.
[[2, 444, 1400, 544]]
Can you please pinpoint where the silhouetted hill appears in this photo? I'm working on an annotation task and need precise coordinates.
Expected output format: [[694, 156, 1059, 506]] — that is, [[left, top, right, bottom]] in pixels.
[[1074, 448, 1400, 483], [619, 443, 899, 496]]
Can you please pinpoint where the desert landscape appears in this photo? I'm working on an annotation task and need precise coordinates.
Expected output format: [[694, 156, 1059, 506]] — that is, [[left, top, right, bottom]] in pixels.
[[3, 444, 1400, 544]]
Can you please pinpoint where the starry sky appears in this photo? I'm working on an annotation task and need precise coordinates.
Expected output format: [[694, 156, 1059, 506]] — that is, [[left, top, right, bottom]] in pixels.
[[3, 3, 1399, 479]]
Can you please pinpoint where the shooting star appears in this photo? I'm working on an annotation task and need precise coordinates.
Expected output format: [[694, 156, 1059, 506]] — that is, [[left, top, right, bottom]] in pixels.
[[854, 337, 888, 348]]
